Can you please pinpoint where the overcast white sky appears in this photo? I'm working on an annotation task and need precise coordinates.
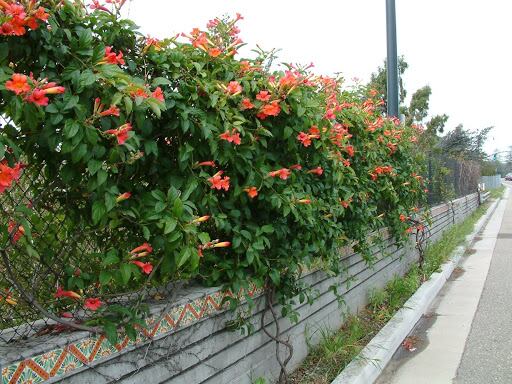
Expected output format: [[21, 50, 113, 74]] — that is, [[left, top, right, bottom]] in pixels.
[[124, 0, 512, 155]]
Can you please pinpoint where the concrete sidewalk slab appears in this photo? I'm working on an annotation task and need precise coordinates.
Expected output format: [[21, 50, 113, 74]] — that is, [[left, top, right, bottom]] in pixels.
[[376, 188, 509, 384]]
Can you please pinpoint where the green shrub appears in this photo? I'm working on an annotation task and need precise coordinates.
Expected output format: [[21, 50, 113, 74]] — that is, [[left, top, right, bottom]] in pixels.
[[0, 0, 426, 334]]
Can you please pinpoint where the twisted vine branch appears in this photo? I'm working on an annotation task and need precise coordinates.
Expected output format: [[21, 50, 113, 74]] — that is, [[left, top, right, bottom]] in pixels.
[[260, 285, 294, 384]]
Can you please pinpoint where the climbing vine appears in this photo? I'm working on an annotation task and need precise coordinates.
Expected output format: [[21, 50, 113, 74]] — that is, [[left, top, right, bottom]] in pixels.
[[0, 0, 427, 346]]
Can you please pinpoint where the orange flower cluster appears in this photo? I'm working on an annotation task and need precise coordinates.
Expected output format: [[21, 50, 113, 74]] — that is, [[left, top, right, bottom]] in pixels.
[[197, 160, 216, 167], [307, 167, 323, 176], [7, 220, 24, 243], [0, 159, 23, 193], [5, 73, 65, 106], [129, 242, 153, 259], [0, 0, 48, 36], [297, 126, 321, 147], [185, 14, 244, 58], [90, 0, 127, 13], [144, 35, 162, 52], [208, 171, 230, 191], [128, 243, 154, 274], [54, 286, 81, 300], [240, 98, 254, 110], [198, 239, 231, 257], [244, 186, 258, 198], [370, 165, 393, 181], [104, 123, 132, 145], [191, 215, 210, 224], [224, 80, 242, 95], [101, 46, 125, 65], [0, 288, 17, 305], [366, 116, 385, 132], [84, 297, 102, 311], [131, 260, 153, 274], [93, 97, 120, 117], [268, 168, 291, 180], [219, 129, 241, 145], [116, 192, 131, 202], [127, 85, 165, 102], [256, 100, 281, 120]]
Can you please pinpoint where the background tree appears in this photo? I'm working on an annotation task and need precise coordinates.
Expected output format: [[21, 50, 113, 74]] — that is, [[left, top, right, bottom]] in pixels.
[[367, 56, 408, 111], [367, 57, 494, 203]]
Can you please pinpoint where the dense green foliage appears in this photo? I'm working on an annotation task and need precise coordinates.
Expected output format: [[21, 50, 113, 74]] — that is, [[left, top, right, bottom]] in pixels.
[[0, 0, 425, 335]]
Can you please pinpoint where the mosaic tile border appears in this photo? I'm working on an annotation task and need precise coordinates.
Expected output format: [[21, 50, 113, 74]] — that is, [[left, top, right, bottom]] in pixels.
[[2, 286, 261, 384]]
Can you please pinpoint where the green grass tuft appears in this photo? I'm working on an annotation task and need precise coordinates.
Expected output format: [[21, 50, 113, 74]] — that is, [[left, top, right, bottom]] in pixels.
[[489, 185, 505, 200]]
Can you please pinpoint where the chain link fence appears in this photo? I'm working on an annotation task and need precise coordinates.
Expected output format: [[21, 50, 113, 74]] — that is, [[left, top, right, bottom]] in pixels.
[[0, 164, 173, 344], [426, 154, 481, 206], [480, 175, 502, 190]]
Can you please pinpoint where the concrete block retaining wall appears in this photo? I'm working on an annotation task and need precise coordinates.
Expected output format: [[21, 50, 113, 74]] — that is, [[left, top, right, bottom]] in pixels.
[[0, 193, 485, 384]]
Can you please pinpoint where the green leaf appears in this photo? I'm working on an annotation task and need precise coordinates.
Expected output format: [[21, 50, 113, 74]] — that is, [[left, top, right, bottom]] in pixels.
[[105, 193, 116, 211], [172, 198, 184, 217], [88, 159, 103, 175], [155, 201, 166, 213], [283, 126, 293, 139], [182, 180, 198, 200], [261, 225, 274, 234], [64, 120, 80, 138], [92, 201, 107, 224], [240, 230, 252, 240], [102, 250, 119, 266], [111, 92, 123, 106], [45, 104, 59, 114], [97, 169, 108, 186], [76, 27, 93, 47], [198, 232, 210, 244], [142, 226, 151, 240], [151, 77, 171, 86], [125, 324, 137, 341], [120, 263, 132, 284], [144, 140, 158, 156], [176, 247, 191, 268], [124, 96, 133, 115], [71, 144, 87, 163], [64, 95, 79, 111], [152, 190, 166, 201], [269, 269, 280, 285], [99, 271, 112, 285], [0, 42, 8, 63], [164, 217, 177, 234], [147, 100, 161, 118], [79, 70, 96, 87], [103, 322, 118, 345]]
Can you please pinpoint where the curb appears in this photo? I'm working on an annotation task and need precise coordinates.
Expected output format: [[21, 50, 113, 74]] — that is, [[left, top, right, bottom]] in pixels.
[[331, 197, 501, 384]]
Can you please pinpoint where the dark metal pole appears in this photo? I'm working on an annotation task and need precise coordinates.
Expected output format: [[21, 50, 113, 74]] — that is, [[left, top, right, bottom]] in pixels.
[[386, 0, 399, 117]]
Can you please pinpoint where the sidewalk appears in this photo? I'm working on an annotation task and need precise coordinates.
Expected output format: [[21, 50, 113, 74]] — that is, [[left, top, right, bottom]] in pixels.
[[377, 186, 510, 384]]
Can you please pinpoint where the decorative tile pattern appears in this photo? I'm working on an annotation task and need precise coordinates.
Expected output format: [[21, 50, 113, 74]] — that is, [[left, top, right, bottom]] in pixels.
[[1, 285, 261, 384]]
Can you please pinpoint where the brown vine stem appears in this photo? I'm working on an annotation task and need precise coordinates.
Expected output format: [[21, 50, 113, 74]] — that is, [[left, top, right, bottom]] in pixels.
[[260, 285, 293, 384], [408, 217, 430, 274]]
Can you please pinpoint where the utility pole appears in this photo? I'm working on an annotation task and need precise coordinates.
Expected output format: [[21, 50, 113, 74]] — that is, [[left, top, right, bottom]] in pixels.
[[386, 0, 399, 117]]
